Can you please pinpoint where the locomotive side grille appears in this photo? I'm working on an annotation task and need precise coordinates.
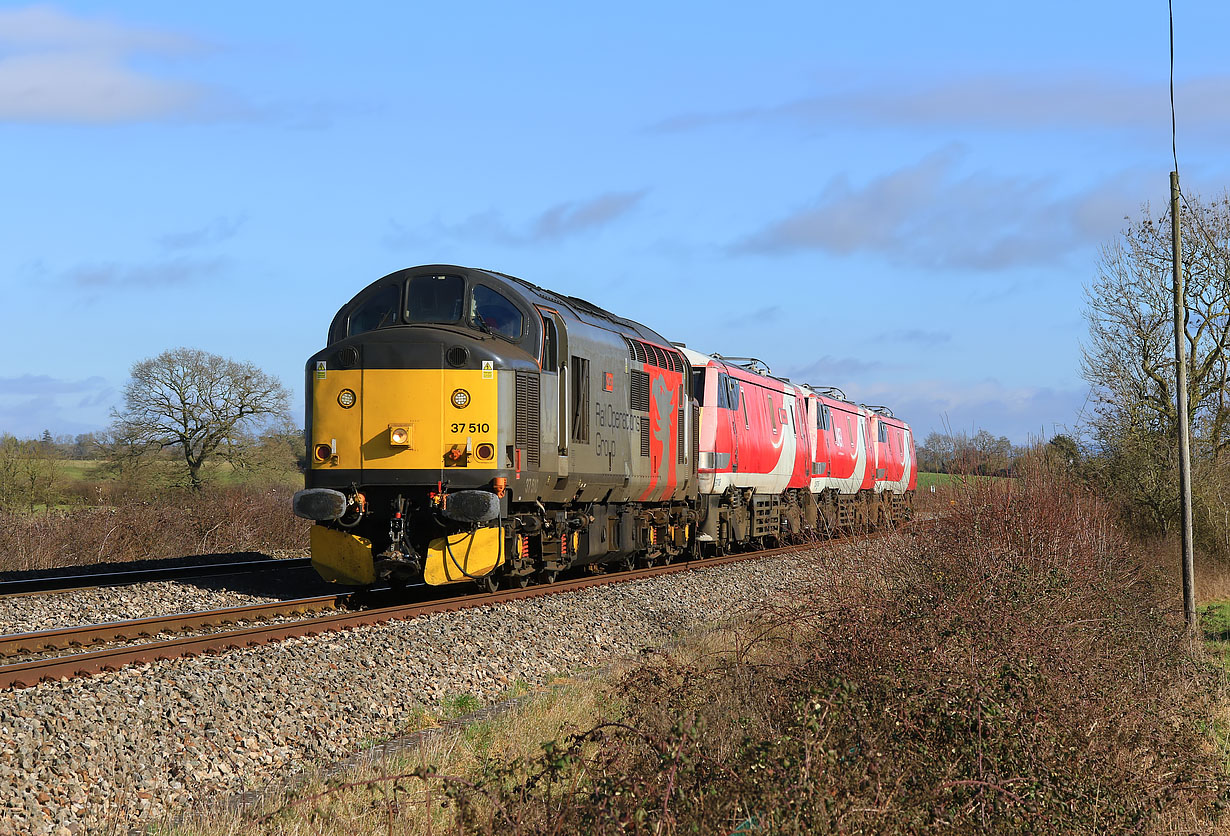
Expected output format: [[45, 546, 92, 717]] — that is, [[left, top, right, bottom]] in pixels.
[[640, 416, 650, 457], [677, 389, 685, 464], [630, 370, 650, 412], [515, 371, 541, 469]]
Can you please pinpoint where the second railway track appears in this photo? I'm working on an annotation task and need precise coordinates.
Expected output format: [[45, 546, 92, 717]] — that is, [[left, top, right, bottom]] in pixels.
[[0, 540, 833, 690], [0, 555, 316, 597]]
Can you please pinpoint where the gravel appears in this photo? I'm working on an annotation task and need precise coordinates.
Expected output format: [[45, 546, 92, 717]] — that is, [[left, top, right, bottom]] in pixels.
[[0, 573, 334, 636], [0, 545, 857, 834]]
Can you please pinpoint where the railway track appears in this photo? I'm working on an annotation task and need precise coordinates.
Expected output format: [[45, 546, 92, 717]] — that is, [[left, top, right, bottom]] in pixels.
[[0, 594, 350, 660], [0, 541, 825, 690], [0, 555, 315, 597]]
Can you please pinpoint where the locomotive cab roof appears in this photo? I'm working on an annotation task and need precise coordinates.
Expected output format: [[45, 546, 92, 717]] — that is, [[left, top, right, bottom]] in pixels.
[[328, 265, 678, 365], [328, 265, 539, 348]]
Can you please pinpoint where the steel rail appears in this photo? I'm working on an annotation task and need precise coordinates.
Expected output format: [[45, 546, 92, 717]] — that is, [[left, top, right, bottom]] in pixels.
[[0, 594, 350, 658], [0, 541, 828, 690], [0, 556, 315, 597]]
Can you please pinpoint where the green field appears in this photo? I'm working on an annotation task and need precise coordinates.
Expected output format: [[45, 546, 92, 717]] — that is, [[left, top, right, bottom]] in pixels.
[[48, 457, 298, 488], [916, 471, 1009, 490]]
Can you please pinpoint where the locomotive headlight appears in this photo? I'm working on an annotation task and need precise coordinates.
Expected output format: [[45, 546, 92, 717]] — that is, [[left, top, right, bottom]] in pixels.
[[337, 388, 356, 408], [450, 388, 470, 409], [389, 424, 412, 447]]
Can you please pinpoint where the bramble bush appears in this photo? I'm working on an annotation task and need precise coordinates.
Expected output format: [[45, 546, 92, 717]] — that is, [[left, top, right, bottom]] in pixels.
[[434, 455, 1227, 834]]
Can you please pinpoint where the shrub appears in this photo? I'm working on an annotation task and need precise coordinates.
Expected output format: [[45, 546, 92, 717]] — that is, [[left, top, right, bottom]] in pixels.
[[441, 459, 1227, 834], [0, 485, 308, 573]]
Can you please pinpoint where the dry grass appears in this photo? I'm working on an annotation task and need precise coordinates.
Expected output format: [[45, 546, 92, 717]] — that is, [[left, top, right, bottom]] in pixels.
[[0, 485, 309, 573], [158, 677, 615, 836]]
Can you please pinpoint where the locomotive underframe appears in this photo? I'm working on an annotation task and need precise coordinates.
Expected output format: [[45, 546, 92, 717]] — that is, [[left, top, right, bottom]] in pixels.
[[701, 485, 914, 556], [317, 483, 700, 587], [311, 477, 913, 588]]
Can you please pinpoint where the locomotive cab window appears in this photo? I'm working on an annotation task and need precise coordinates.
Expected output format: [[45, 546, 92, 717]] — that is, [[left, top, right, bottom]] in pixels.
[[406, 275, 464, 324], [716, 374, 741, 411], [541, 314, 559, 370], [470, 285, 523, 340], [347, 284, 402, 337], [878, 423, 888, 443], [692, 370, 705, 405]]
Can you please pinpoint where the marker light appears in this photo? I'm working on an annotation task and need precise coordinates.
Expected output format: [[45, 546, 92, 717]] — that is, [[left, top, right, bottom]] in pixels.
[[337, 389, 356, 408], [313, 444, 333, 463]]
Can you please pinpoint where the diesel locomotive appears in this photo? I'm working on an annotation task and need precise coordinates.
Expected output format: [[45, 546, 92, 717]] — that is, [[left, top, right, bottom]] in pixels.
[[292, 265, 916, 588]]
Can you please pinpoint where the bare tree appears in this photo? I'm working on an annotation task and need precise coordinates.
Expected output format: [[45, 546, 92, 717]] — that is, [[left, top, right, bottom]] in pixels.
[[1082, 193, 1230, 538], [112, 348, 290, 490]]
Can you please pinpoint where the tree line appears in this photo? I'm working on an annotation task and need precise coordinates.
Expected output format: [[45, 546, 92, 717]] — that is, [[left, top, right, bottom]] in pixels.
[[915, 428, 1023, 477]]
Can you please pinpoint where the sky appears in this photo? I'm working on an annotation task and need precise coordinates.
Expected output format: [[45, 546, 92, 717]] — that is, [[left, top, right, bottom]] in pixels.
[[3, 1, 1229, 445]]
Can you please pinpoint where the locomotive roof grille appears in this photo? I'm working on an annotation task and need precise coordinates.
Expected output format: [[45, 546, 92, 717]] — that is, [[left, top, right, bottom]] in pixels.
[[624, 336, 684, 373]]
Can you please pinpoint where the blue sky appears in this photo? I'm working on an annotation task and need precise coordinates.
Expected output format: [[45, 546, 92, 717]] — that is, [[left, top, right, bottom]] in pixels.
[[3, 1, 1229, 444]]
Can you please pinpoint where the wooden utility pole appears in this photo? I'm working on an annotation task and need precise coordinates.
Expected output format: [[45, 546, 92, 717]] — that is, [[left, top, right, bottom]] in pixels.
[[1171, 170, 1196, 630]]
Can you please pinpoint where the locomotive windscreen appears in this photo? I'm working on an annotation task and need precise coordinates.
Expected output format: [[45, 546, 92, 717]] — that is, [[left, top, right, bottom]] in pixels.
[[348, 284, 400, 337], [406, 274, 465, 323]]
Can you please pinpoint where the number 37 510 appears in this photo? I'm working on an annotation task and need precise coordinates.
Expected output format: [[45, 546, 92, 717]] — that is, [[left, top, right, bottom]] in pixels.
[[451, 422, 490, 433]]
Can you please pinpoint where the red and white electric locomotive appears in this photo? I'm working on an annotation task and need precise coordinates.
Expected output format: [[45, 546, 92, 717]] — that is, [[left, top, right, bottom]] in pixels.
[[683, 349, 917, 554]]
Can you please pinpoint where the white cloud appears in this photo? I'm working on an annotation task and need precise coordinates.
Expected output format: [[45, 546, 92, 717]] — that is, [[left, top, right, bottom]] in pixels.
[[842, 378, 1090, 444], [0, 5, 209, 123], [386, 190, 649, 248], [66, 256, 228, 288], [0, 5, 199, 51], [735, 147, 1148, 270], [0, 372, 115, 437], [653, 73, 1230, 137]]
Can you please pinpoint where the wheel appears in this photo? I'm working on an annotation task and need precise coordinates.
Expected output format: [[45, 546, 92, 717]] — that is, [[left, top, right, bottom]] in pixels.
[[480, 573, 501, 593], [539, 569, 558, 584], [514, 574, 531, 588]]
